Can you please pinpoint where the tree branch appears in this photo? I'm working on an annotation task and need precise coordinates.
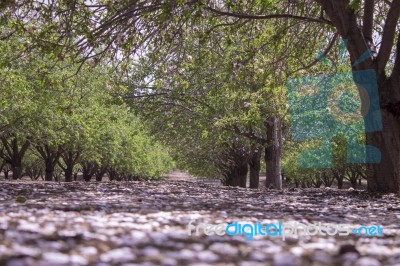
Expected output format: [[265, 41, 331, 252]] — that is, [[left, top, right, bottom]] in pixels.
[[391, 32, 400, 79], [289, 32, 338, 75], [204, 6, 332, 25], [233, 126, 267, 145], [376, 0, 400, 75], [1, 138, 12, 160], [362, 0, 374, 41], [384, 0, 392, 6], [20, 140, 30, 156]]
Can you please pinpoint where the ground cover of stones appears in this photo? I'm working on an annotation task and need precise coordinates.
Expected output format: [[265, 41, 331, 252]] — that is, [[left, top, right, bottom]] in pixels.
[[0, 180, 399, 266]]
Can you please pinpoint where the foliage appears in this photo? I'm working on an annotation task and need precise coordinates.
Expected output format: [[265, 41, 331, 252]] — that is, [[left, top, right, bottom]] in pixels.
[[0, 30, 174, 181]]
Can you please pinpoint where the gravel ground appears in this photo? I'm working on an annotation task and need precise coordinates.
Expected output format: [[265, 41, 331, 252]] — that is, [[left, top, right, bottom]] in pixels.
[[0, 181, 399, 266]]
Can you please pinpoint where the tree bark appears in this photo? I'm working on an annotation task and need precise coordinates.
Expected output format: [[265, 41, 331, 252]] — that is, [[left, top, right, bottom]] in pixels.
[[95, 165, 108, 182], [333, 170, 345, 189], [82, 161, 97, 182], [238, 162, 248, 188], [3, 168, 9, 179], [44, 158, 56, 181], [44, 165, 53, 181], [225, 161, 248, 187], [322, 172, 335, 187], [108, 168, 118, 181], [35, 145, 63, 182], [350, 179, 357, 189], [0, 137, 30, 180], [249, 149, 261, 189], [366, 109, 400, 192], [312, 174, 324, 188], [337, 175, 344, 189], [60, 151, 80, 182], [64, 168, 73, 182], [265, 116, 282, 189], [11, 160, 22, 180]]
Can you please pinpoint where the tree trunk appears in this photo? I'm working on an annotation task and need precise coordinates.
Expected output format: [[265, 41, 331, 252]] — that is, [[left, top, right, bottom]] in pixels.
[[322, 172, 334, 187], [334, 170, 344, 189], [64, 167, 73, 182], [60, 151, 79, 182], [44, 169, 53, 181], [11, 159, 22, 180], [265, 116, 282, 189], [0, 138, 30, 180], [366, 109, 400, 193], [95, 165, 107, 182], [4, 169, 9, 179], [337, 175, 344, 189], [312, 174, 323, 188], [238, 163, 248, 188], [44, 158, 55, 181], [331, 168, 346, 189], [35, 145, 62, 182], [82, 162, 97, 182], [249, 149, 261, 189], [225, 162, 248, 187], [350, 178, 358, 189], [346, 170, 359, 189], [108, 168, 118, 181]]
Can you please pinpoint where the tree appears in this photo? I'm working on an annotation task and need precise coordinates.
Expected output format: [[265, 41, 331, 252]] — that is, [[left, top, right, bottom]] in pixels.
[[314, 0, 400, 193], [0, 37, 39, 179], [23, 149, 44, 180]]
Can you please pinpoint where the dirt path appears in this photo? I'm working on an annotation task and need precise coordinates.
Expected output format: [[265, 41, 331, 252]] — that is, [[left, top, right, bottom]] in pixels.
[[164, 170, 267, 187], [0, 181, 399, 265]]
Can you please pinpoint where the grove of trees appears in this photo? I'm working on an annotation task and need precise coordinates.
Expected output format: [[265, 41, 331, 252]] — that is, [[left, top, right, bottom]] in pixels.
[[1, 0, 399, 193], [0, 32, 174, 182]]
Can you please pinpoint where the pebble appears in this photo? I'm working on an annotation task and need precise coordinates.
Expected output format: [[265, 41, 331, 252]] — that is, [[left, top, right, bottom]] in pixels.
[[208, 242, 238, 256], [354, 257, 382, 266], [272, 253, 297, 266], [141, 246, 161, 257], [162, 257, 178, 266], [341, 252, 359, 266], [78, 246, 98, 256], [70, 254, 88, 265], [41, 252, 70, 264], [100, 247, 136, 263], [196, 250, 220, 262], [249, 252, 269, 261]]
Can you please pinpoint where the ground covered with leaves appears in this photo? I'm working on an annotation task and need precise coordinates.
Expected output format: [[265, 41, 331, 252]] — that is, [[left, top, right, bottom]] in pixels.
[[0, 181, 399, 266]]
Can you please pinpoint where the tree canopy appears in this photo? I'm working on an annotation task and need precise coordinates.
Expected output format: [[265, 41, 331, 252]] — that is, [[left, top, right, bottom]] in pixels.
[[1, 0, 400, 193]]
